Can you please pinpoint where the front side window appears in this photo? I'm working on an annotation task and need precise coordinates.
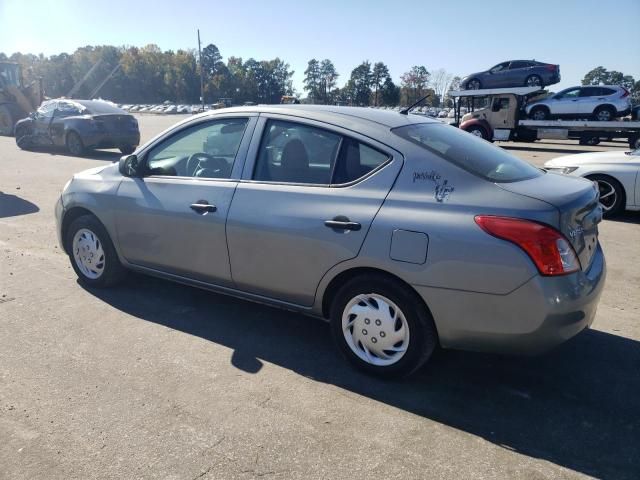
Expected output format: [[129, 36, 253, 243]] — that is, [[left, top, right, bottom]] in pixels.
[[393, 123, 542, 183], [146, 118, 248, 178], [253, 120, 341, 184], [493, 98, 510, 110], [556, 88, 580, 99], [37, 101, 57, 119], [490, 62, 509, 73]]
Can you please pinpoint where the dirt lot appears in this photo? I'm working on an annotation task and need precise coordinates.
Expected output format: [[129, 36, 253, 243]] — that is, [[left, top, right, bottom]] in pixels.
[[1, 114, 639, 480]]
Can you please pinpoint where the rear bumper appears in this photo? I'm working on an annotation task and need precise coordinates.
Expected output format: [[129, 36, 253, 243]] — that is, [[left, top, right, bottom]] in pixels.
[[414, 244, 606, 355], [82, 131, 140, 149]]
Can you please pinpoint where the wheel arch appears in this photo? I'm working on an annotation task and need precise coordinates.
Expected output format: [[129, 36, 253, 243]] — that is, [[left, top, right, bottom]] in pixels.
[[60, 206, 101, 254], [592, 104, 617, 114], [320, 266, 435, 323], [584, 172, 628, 208], [460, 119, 492, 139]]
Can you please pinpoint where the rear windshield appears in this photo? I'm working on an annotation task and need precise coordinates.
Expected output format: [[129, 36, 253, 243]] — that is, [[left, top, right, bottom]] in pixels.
[[75, 101, 125, 115], [392, 123, 542, 182]]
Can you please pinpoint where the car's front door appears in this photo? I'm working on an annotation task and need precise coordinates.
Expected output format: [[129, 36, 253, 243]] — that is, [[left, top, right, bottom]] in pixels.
[[32, 101, 57, 141], [488, 62, 512, 87], [114, 115, 256, 286], [550, 87, 581, 116], [226, 116, 402, 306]]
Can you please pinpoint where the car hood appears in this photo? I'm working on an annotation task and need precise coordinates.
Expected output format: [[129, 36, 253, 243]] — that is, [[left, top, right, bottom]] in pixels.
[[545, 151, 632, 167]]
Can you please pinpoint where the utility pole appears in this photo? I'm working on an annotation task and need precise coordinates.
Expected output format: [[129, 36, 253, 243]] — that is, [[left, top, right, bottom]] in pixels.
[[198, 29, 204, 111]]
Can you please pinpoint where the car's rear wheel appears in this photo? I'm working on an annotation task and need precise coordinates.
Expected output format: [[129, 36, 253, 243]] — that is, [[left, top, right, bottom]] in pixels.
[[525, 74, 543, 87], [630, 135, 640, 150], [119, 145, 135, 155], [593, 105, 615, 122], [66, 131, 85, 156], [329, 274, 438, 378], [467, 125, 489, 140], [466, 78, 481, 90], [587, 174, 625, 218], [66, 215, 126, 287], [530, 106, 550, 120]]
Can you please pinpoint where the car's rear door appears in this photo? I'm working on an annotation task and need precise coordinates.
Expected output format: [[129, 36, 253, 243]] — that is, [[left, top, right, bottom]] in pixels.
[[226, 115, 402, 306], [114, 114, 257, 286], [576, 87, 602, 116]]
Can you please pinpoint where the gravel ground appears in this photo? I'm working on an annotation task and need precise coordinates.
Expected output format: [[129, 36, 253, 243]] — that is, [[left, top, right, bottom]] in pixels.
[[1, 114, 639, 480]]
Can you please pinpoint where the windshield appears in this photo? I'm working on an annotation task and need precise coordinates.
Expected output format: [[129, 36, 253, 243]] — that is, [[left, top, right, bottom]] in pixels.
[[393, 123, 543, 182]]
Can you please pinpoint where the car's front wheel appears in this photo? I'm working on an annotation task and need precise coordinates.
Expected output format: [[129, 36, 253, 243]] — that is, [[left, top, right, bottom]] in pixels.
[[466, 78, 482, 90], [66, 215, 126, 287], [466, 125, 489, 140], [587, 174, 625, 218], [330, 274, 438, 378], [530, 106, 550, 121]]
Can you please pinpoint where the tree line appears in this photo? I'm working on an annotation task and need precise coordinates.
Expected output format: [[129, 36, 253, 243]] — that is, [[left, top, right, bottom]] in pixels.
[[1, 45, 638, 106], [0, 44, 295, 105]]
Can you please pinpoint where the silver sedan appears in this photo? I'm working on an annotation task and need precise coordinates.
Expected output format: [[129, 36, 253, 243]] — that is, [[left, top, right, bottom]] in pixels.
[[55, 106, 606, 377]]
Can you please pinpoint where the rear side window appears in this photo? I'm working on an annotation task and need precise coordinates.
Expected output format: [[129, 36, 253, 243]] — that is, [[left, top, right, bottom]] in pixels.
[[599, 87, 616, 96], [393, 123, 542, 182], [253, 120, 389, 185]]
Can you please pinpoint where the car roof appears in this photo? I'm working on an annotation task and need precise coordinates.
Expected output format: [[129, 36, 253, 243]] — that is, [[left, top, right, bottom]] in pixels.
[[197, 105, 441, 129]]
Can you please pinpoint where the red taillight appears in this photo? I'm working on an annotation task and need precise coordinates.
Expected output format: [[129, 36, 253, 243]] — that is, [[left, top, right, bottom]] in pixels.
[[621, 88, 629, 98], [545, 64, 557, 72], [474, 216, 580, 276]]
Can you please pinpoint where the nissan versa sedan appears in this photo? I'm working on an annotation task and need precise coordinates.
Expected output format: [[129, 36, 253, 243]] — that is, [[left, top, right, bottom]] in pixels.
[[55, 106, 606, 377], [15, 99, 140, 155]]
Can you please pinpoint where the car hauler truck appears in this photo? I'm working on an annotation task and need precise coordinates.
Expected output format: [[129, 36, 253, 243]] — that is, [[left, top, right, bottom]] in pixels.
[[448, 86, 640, 149]]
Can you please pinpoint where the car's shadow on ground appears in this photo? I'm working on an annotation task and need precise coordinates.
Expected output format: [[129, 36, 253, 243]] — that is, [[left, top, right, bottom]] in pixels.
[[607, 210, 640, 225], [0, 192, 39, 218], [83, 274, 640, 480], [20, 146, 122, 162]]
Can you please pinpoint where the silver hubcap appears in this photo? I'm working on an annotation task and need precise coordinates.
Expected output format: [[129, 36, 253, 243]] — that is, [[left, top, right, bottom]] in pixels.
[[72, 228, 105, 279], [469, 80, 480, 89], [596, 180, 617, 211], [526, 76, 540, 86], [342, 294, 410, 366], [470, 128, 483, 138], [596, 110, 611, 121]]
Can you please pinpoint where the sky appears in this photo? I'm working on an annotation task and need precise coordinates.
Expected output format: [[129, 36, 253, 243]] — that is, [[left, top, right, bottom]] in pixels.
[[1, 0, 639, 95]]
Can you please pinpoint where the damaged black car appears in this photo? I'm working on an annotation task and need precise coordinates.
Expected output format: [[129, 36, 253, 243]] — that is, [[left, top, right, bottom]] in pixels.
[[14, 99, 140, 155]]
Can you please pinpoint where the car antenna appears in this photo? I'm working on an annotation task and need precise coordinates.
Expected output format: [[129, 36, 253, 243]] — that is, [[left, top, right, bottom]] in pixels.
[[400, 94, 432, 115]]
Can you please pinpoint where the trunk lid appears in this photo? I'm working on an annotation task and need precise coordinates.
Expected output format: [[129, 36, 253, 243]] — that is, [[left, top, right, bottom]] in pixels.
[[93, 114, 137, 133], [497, 172, 602, 271]]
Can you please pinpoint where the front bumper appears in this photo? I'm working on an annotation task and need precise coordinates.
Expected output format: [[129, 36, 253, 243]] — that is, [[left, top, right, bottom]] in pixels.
[[55, 195, 65, 252], [414, 244, 606, 355]]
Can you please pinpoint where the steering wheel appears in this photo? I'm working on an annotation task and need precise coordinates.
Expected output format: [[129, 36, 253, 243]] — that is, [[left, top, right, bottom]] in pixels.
[[186, 152, 221, 177]]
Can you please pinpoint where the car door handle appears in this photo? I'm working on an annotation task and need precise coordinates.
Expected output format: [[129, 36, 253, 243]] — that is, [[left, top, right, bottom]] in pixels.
[[190, 202, 217, 214], [324, 216, 361, 231]]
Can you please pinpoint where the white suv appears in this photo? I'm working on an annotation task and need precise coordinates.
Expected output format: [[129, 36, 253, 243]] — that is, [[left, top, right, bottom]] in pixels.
[[526, 85, 632, 121]]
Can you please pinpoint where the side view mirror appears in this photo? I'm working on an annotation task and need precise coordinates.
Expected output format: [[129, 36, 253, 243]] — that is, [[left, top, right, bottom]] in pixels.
[[119, 154, 141, 177]]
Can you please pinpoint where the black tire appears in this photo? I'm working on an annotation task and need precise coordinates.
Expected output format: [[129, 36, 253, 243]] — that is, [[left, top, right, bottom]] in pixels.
[[14, 125, 33, 150], [65, 214, 126, 288], [530, 106, 549, 120], [466, 78, 482, 90], [66, 131, 85, 156], [466, 125, 489, 140], [593, 105, 615, 122], [525, 74, 543, 88], [119, 145, 136, 155], [587, 174, 625, 218], [629, 136, 640, 150], [329, 273, 438, 378]]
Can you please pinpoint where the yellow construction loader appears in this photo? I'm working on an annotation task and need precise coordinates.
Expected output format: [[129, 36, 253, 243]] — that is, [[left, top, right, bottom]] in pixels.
[[0, 62, 43, 136]]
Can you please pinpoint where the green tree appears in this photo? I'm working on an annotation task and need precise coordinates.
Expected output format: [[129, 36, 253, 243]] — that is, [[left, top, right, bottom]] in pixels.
[[371, 62, 389, 106], [400, 65, 429, 105], [346, 61, 372, 106], [380, 77, 400, 106], [303, 59, 321, 103], [319, 59, 338, 104]]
